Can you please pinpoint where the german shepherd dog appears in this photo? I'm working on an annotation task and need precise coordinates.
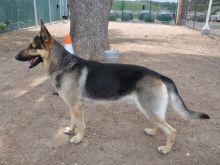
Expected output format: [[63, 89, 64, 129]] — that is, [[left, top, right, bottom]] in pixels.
[[15, 22, 209, 154]]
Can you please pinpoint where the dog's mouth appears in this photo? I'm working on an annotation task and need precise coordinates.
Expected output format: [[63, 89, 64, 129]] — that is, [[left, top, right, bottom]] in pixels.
[[15, 53, 43, 69], [28, 56, 43, 69]]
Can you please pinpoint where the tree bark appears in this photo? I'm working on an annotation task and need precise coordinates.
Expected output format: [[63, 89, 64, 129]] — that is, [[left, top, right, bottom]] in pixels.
[[69, 0, 113, 59], [176, 0, 184, 25]]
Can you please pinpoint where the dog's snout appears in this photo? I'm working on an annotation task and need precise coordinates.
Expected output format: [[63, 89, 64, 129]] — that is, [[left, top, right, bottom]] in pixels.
[[15, 53, 21, 61], [15, 51, 30, 61]]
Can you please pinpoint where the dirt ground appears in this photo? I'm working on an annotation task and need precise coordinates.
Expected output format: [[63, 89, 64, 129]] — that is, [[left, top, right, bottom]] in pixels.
[[0, 22, 220, 165]]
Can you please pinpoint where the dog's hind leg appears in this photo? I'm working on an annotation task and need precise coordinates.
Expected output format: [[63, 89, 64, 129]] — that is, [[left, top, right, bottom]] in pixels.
[[69, 101, 85, 144], [136, 80, 176, 154], [154, 120, 176, 154]]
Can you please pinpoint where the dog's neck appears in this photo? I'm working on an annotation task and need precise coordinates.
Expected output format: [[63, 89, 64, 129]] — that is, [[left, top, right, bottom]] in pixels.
[[46, 40, 79, 75], [51, 40, 66, 65]]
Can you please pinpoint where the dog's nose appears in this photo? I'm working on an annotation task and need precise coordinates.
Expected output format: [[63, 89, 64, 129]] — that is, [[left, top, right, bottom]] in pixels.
[[15, 53, 21, 60], [15, 52, 27, 61]]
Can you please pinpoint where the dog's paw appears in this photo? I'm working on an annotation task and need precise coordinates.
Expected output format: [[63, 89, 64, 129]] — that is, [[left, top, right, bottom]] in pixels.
[[69, 135, 83, 144], [144, 128, 157, 136], [63, 126, 72, 135], [157, 145, 171, 155]]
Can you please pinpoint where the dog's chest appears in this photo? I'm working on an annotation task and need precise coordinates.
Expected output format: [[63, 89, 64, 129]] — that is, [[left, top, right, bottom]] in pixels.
[[50, 68, 88, 103], [51, 70, 64, 89]]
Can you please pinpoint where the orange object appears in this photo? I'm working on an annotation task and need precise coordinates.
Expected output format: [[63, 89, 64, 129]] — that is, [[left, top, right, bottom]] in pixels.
[[64, 35, 72, 44], [64, 34, 74, 54]]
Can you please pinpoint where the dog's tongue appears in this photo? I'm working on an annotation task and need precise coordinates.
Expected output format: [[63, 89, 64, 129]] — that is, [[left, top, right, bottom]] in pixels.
[[28, 58, 35, 68], [28, 57, 38, 70]]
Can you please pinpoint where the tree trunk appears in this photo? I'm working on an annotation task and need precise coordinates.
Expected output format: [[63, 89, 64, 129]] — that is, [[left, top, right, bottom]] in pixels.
[[69, 0, 113, 59], [176, 0, 184, 25]]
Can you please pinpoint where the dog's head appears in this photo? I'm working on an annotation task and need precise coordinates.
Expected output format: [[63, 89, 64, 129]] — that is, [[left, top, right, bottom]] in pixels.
[[15, 21, 54, 69]]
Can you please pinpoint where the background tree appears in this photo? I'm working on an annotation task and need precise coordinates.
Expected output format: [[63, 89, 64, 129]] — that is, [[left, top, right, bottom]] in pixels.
[[69, 0, 113, 59]]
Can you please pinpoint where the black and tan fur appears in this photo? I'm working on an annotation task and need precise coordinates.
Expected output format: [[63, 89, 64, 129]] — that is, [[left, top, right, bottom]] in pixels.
[[15, 22, 209, 154]]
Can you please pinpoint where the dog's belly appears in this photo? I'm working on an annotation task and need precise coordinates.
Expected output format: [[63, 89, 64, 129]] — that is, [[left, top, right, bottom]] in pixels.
[[82, 92, 137, 106]]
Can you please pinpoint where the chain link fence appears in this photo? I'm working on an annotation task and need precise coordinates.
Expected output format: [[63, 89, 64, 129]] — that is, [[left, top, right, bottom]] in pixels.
[[0, 0, 69, 33], [110, 0, 178, 25], [181, 0, 220, 36]]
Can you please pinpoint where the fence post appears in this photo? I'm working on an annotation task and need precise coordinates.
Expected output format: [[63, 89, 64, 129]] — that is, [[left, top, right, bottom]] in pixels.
[[48, 0, 52, 23], [59, 0, 62, 20], [193, 8, 197, 29], [121, 0, 124, 21], [33, 0, 38, 26]]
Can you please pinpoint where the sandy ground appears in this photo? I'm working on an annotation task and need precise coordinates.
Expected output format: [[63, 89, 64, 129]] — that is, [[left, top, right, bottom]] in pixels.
[[0, 22, 220, 165]]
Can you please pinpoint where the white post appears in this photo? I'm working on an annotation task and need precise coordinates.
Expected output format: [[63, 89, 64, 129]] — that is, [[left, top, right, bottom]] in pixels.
[[33, 0, 38, 26], [202, 0, 213, 33], [48, 0, 52, 23]]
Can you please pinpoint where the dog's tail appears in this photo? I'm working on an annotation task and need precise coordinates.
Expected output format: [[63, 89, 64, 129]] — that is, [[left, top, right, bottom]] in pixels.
[[161, 76, 210, 119]]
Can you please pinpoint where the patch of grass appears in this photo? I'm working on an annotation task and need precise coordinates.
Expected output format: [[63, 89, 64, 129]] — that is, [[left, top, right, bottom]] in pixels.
[[112, 1, 177, 13]]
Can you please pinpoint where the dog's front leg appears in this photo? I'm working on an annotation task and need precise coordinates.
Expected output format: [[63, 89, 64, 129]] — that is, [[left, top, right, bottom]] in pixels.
[[63, 112, 76, 135], [69, 101, 85, 144]]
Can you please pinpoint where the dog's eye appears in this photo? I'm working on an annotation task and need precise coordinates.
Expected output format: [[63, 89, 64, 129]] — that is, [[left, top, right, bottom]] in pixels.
[[36, 44, 43, 49]]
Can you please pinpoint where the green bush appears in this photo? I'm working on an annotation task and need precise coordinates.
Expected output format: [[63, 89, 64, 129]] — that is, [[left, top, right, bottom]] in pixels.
[[122, 13, 133, 21], [0, 22, 6, 31], [5, 20, 13, 26], [157, 13, 172, 21], [138, 13, 148, 21], [144, 14, 155, 22], [109, 14, 117, 21]]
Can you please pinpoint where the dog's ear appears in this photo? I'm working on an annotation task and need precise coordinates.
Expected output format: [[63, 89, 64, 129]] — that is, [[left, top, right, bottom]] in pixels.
[[40, 20, 53, 49], [40, 20, 51, 41]]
